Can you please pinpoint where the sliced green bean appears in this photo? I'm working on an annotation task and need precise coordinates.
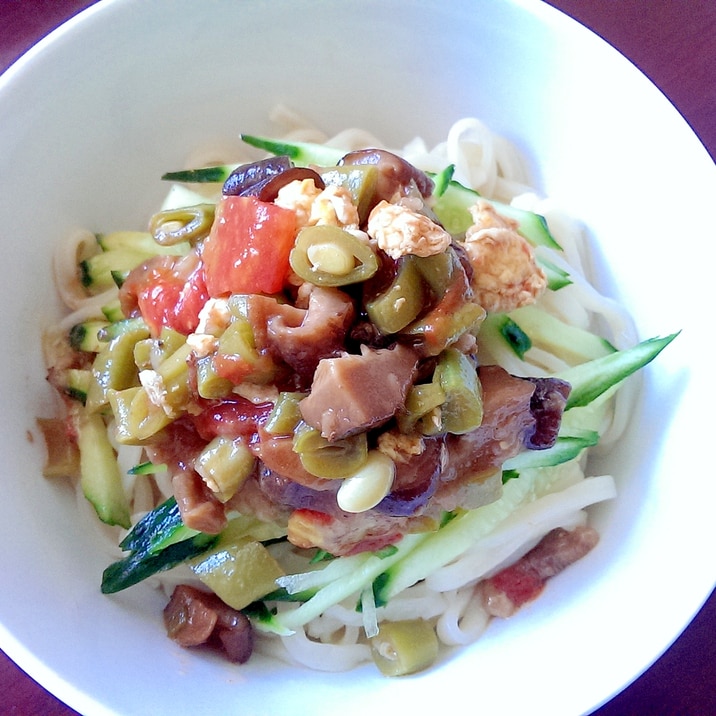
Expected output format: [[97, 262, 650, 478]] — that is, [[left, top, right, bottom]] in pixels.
[[265, 391, 306, 435], [109, 386, 174, 445], [194, 435, 255, 502], [293, 421, 368, 478], [195, 355, 233, 399], [433, 348, 483, 434], [319, 165, 379, 223], [397, 381, 446, 434], [370, 619, 439, 676], [290, 225, 378, 287], [85, 326, 150, 412], [149, 203, 216, 246], [366, 256, 427, 335]]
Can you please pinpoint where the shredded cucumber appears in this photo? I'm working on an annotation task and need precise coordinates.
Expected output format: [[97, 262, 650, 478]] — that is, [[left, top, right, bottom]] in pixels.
[[373, 469, 548, 604], [502, 431, 600, 471], [241, 134, 344, 166], [162, 165, 237, 183], [559, 333, 679, 410], [273, 533, 429, 633]]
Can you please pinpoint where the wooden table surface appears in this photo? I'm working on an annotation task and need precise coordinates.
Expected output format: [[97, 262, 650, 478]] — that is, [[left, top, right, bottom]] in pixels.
[[1, 1, 714, 714]]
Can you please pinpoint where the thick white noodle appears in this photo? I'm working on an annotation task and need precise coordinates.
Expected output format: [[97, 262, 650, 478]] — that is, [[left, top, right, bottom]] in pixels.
[[436, 584, 491, 646]]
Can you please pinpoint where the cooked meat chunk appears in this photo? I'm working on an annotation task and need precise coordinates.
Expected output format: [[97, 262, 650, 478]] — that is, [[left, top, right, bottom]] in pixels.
[[300, 343, 419, 441], [164, 584, 254, 663], [266, 285, 355, 380], [524, 376, 571, 449], [479, 525, 600, 617], [172, 470, 227, 534]]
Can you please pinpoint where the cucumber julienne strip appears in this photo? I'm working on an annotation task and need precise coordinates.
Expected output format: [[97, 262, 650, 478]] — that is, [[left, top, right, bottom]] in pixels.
[[273, 532, 429, 633], [559, 332, 679, 410], [162, 165, 238, 183], [101, 497, 214, 594], [241, 134, 344, 166], [502, 430, 599, 471], [373, 469, 546, 605]]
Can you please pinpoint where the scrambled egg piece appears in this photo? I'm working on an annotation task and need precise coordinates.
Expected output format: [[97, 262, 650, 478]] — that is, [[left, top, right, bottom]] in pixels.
[[461, 204, 547, 313], [196, 297, 231, 336], [377, 430, 424, 464], [367, 200, 451, 259], [468, 199, 519, 232], [186, 297, 232, 358], [275, 178, 359, 228]]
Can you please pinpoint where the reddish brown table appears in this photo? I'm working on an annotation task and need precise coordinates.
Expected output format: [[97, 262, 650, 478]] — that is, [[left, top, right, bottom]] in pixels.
[[1, 2, 714, 714]]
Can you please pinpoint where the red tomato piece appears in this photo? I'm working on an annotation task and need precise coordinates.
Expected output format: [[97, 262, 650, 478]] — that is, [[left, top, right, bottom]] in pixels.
[[211, 353, 255, 385], [202, 195, 297, 297], [192, 398, 273, 441], [120, 252, 209, 336]]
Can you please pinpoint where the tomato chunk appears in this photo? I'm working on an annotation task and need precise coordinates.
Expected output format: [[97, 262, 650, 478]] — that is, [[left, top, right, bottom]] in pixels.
[[202, 195, 297, 296], [192, 398, 273, 440], [120, 252, 209, 336]]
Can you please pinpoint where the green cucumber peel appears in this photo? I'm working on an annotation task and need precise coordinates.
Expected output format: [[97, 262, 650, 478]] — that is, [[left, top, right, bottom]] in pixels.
[[101, 532, 217, 594], [431, 164, 455, 197], [101, 497, 217, 594], [484, 313, 532, 359], [162, 165, 238, 183], [242, 601, 294, 636], [539, 256, 572, 290], [559, 332, 680, 410], [502, 430, 600, 471], [127, 461, 167, 476], [240, 134, 344, 166]]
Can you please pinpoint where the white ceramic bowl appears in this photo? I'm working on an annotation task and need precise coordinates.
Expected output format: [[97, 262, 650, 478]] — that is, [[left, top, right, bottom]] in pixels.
[[1, 1, 714, 714]]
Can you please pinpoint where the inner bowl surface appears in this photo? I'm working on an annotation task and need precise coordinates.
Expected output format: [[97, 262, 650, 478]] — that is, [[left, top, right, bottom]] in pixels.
[[0, 2, 713, 715]]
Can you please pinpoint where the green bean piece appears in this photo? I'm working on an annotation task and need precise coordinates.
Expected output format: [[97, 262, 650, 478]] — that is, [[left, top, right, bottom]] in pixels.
[[218, 316, 260, 368], [191, 536, 285, 611], [365, 256, 428, 335], [194, 435, 256, 502], [154, 341, 193, 415], [433, 348, 483, 434], [109, 386, 174, 445], [155, 326, 188, 358], [397, 381, 447, 435], [133, 338, 153, 371], [370, 619, 439, 676], [292, 421, 368, 478], [85, 326, 150, 413], [264, 391, 307, 435], [216, 314, 276, 385], [290, 225, 378, 287], [149, 203, 216, 246], [413, 250, 454, 297], [404, 290, 486, 357], [319, 165, 379, 223], [195, 355, 233, 399]]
